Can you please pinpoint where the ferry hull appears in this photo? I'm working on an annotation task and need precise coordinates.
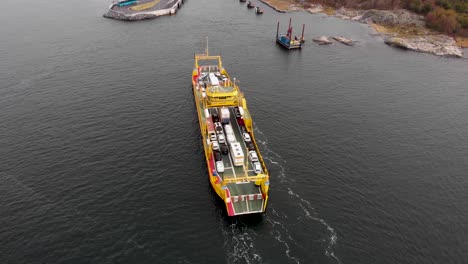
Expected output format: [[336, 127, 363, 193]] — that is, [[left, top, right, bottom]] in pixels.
[[191, 52, 270, 216]]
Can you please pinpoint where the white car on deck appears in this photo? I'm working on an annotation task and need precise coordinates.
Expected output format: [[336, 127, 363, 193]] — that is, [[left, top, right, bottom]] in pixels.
[[216, 161, 224, 173], [243, 132, 251, 142], [212, 141, 219, 151], [218, 134, 226, 144], [248, 150, 258, 162], [252, 162, 261, 174]]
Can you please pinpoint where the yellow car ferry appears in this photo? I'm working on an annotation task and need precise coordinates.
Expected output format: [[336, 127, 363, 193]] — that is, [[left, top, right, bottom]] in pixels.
[[191, 45, 270, 216]]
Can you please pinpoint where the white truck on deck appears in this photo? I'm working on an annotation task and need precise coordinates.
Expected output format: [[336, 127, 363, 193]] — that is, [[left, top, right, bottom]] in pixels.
[[229, 142, 244, 166], [220, 107, 230, 124]]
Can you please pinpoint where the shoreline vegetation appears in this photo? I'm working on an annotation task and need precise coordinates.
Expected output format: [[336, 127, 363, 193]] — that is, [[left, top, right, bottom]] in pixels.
[[261, 0, 466, 57]]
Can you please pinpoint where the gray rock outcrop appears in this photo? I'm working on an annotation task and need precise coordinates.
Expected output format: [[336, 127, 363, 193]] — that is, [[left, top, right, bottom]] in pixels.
[[384, 35, 463, 58], [360, 9, 425, 27], [313, 36, 333, 45], [336, 8, 425, 28], [332, 36, 355, 46]]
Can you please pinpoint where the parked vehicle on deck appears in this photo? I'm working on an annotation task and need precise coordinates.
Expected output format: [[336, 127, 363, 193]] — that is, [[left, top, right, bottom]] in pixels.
[[243, 132, 251, 142], [252, 162, 262, 174], [210, 108, 219, 122], [221, 145, 229, 155], [229, 142, 245, 166], [214, 122, 222, 132], [214, 150, 222, 161], [227, 134, 236, 145], [216, 161, 224, 173], [212, 141, 220, 151], [248, 150, 258, 162], [246, 142, 255, 151], [218, 134, 226, 144]]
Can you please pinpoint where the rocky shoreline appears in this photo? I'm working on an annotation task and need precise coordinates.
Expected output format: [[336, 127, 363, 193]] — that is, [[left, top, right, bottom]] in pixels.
[[262, 1, 464, 58], [334, 7, 464, 58], [384, 36, 463, 57]]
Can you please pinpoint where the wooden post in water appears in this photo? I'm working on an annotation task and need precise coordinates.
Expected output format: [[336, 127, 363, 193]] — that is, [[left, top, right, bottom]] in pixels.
[[288, 18, 292, 38], [301, 24, 305, 42], [276, 22, 279, 40]]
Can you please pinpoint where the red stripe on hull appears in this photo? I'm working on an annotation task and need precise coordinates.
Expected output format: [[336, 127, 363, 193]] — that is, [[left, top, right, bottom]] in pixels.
[[208, 154, 215, 175], [225, 189, 236, 216]]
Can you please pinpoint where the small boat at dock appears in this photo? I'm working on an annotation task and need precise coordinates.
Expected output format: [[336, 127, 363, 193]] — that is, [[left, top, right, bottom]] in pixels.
[[276, 18, 305, 49], [255, 6, 263, 14], [247, 1, 255, 8]]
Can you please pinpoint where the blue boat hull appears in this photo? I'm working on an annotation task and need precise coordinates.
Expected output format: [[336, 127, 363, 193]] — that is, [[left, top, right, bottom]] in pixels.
[[276, 37, 302, 49]]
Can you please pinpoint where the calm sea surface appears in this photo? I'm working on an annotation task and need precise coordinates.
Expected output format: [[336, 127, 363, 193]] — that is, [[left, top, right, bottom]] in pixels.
[[1, 0, 468, 263]]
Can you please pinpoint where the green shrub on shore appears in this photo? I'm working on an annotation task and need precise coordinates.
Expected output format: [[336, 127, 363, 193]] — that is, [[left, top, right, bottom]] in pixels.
[[454, 2, 468, 13], [426, 7, 460, 34], [421, 3, 432, 14]]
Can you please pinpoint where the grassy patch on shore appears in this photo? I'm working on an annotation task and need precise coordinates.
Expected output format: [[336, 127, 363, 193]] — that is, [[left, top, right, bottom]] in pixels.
[[372, 24, 428, 36], [322, 6, 335, 15], [371, 23, 468, 47], [456, 37, 468, 48], [369, 23, 391, 34], [130, 0, 160, 11]]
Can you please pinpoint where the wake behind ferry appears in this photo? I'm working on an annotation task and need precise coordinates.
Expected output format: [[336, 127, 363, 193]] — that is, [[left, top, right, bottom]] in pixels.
[[191, 44, 270, 216]]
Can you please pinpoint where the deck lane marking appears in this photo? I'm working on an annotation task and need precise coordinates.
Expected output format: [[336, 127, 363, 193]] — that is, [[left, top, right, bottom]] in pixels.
[[230, 107, 253, 175], [227, 150, 237, 178]]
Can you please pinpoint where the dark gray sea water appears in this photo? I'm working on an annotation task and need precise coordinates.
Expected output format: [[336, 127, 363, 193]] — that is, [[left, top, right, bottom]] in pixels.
[[1, 0, 468, 263]]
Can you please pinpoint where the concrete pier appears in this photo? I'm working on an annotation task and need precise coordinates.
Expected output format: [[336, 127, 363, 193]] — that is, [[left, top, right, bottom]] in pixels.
[[103, 0, 184, 21]]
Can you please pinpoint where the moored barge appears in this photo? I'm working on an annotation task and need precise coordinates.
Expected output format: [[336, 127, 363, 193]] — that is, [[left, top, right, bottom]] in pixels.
[[276, 18, 305, 49]]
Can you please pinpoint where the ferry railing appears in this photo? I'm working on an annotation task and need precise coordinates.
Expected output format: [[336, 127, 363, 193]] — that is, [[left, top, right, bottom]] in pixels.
[[194, 56, 223, 70], [222, 174, 268, 184]]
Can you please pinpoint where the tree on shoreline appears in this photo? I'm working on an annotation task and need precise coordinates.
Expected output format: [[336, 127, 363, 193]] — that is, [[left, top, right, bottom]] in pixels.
[[426, 7, 460, 34]]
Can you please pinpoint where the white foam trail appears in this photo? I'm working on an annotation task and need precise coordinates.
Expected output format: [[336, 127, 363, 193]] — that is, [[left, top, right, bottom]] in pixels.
[[222, 221, 263, 264], [219, 126, 342, 264], [255, 126, 342, 264], [271, 228, 301, 264], [265, 209, 301, 264]]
